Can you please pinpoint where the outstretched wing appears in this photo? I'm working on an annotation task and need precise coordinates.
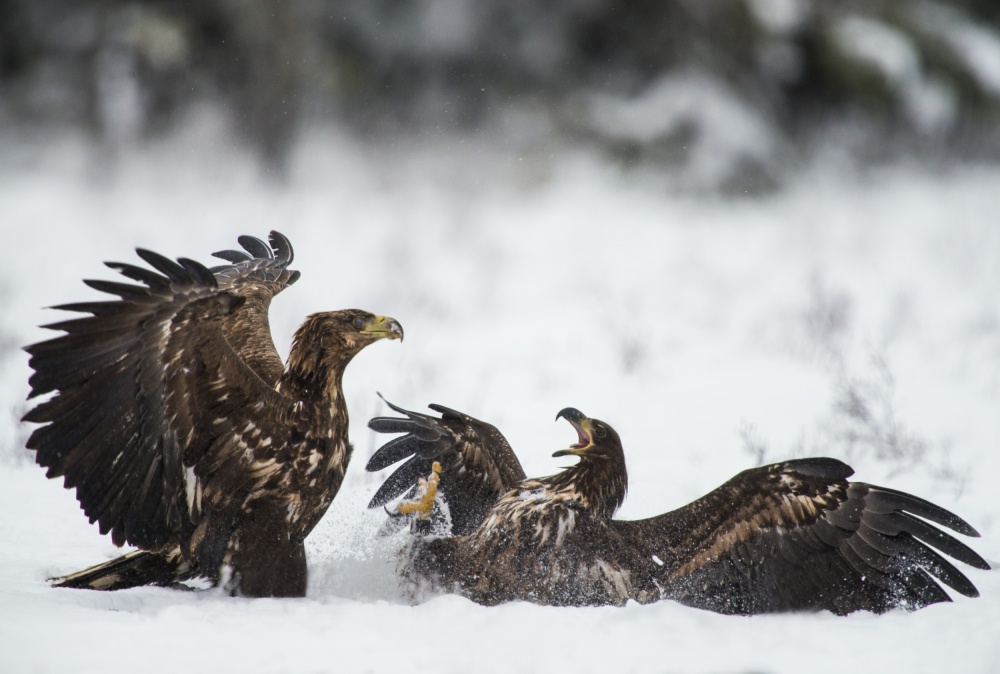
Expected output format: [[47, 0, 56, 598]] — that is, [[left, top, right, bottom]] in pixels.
[[23, 237, 308, 554], [209, 231, 300, 385], [611, 458, 989, 614], [366, 398, 526, 535]]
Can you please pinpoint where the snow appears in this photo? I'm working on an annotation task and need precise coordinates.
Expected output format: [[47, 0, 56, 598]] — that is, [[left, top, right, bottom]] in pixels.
[[0, 126, 998, 673], [832, 16, 957, 133], [913, 1, 1000, 99], [748, 0, 808, 35], [585, 72, 777, 188], [834, 17, 920, 85]]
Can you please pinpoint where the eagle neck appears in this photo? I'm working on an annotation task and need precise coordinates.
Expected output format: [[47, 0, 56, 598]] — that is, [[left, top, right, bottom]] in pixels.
[[278, 348, 352, 405], [548, 453, 628, 519]]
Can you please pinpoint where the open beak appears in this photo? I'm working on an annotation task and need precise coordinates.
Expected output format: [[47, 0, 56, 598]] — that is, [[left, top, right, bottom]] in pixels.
[[553, 407, 592, 457], [362, 315, 404, 341]]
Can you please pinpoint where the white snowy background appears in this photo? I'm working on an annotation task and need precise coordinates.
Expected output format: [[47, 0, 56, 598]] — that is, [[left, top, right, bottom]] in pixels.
[[0, 119, 998, 673]]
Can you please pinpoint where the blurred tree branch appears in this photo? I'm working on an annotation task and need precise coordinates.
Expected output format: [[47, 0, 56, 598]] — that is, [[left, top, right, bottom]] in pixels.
[[2, 0, 998, 185]]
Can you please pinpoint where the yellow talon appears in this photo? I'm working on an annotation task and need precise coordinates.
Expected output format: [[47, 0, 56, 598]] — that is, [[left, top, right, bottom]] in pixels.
[[396, 461, 442, 520]]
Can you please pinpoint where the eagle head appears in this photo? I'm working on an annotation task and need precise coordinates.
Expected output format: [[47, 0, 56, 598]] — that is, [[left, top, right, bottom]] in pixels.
[[551, 408, 628, 516], [284, 311, 403, 396], [552, 408, 622, 462], [305, 310, 403, 352]]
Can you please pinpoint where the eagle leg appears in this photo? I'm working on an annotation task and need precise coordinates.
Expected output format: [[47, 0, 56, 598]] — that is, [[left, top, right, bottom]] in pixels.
[[394, 461, 442, 521]]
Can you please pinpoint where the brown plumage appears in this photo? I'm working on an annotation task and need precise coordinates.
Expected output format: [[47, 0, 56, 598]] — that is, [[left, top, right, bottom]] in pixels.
[[24, 232, 402, 597], [367, 402, 989, 613]]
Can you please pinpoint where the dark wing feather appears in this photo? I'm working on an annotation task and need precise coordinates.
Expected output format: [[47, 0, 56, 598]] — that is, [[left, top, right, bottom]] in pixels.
[[610, 458, 988, 614], [208, 230, 301, 385], [23, 240, 309, 554], [213, 249, 253, 264], [366, 434, 433, 472], [366, 397, 526, 535], [236, 235, 273, 259]]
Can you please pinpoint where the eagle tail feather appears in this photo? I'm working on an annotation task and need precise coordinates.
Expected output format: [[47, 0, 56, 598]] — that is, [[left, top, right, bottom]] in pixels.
[[51, 549, 195, 592]]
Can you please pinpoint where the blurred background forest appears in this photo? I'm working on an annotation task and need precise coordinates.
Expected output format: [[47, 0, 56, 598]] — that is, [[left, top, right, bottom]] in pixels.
[[3, 0, 1000, 192]]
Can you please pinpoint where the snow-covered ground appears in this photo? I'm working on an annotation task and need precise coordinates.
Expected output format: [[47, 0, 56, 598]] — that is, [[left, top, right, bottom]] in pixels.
[[1, 125, 998, 673]]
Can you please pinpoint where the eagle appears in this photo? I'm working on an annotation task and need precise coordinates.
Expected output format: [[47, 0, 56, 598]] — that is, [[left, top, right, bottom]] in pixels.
[[366, 399, 989, 614], [23, 231, 403, 597]]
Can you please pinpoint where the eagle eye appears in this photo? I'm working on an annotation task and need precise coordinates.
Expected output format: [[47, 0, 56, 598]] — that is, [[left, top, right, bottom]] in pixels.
[[353, 317, 365, 329], [595, 426, 607, 439]]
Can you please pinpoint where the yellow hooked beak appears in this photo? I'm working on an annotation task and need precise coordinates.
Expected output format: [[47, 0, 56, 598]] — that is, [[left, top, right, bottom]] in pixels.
[[361, 315, 404, 341], [552, 407, 593, 457]]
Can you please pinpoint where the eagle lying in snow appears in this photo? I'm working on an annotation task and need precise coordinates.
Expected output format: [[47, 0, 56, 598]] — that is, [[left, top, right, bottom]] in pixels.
[[367, 400, 989, 614], [24, 232, 402, 597]]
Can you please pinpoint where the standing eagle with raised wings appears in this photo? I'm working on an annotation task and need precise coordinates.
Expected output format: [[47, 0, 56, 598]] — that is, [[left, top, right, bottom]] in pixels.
[[366, 400, 988, 614], [24, 231, 402, 597]]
